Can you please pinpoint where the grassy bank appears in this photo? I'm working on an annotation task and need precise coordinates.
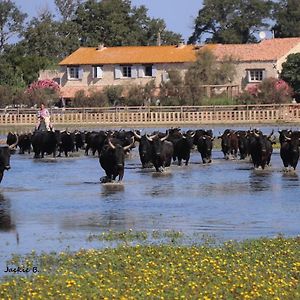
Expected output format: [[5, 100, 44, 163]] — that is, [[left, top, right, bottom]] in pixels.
[[0, 236, 299, 299]]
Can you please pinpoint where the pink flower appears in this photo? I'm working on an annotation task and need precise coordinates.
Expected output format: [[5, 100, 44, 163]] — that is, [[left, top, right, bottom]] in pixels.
[[26, 79, 60, 94]]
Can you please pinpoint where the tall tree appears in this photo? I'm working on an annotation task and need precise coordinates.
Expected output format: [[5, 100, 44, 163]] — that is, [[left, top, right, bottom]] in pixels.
[[272, 0, 300, 38], [22, 11, 61, 60], [54, 0, 81, 58], [0, 0, 27, 52], [74, 0, 181, 47], [55, 0, 81, 21], [189, 0, 273, 44]]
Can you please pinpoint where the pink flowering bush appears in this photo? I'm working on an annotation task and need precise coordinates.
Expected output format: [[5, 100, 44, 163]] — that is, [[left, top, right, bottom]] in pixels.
[[26, 79, 60, 94], [25, 79, 60, 107], [237, 78, 293, 104], [274, 79, 292, 96], [245, 84, 259, 97]]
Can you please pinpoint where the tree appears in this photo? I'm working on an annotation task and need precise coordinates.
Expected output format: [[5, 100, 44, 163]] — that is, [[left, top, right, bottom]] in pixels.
[[184, 48, 236, 104], [272, 0, 300, 38], [159, 70, 186, 105], [0, 0, 27, 52], [281, 53, 300, 100], [55, 0, 81, 21], [188, 0, 273, 44], [22, 11, 61, 60], [74, 0, 181, 47]]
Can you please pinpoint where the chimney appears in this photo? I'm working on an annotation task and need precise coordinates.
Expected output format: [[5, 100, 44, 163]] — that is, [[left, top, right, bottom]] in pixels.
[[177, 41, 185, 48], [97, 43, 105, 51]]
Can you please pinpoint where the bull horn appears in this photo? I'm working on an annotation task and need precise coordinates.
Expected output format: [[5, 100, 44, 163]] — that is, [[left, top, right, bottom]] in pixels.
[[108, 139, 116, 149], [284, 134, 291, 141], [133, 130, 141, 140], [146, 134, 153, 142], [160, 131, 169, 142], [123, 137, 135, 151], [9, 135, 18, 149], [254, 131, 260, 137], [189, 131, 195, 138], [268, 129, 274, 139]]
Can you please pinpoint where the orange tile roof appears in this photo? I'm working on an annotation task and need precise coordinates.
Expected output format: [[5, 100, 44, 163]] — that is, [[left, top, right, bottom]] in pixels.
[[59, 45, 199, 65], [212, 37, 300, 61], [59, 38, 300, 66]]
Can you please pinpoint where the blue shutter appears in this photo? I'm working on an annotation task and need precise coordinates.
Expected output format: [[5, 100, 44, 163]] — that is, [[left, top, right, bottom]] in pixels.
[[115, 66, 122, 79], [131, 66, 138, 78], [96, 66, 103, 78], [78, 67, 83, 79], [152, 66, 157, 77], [67, 67, 70, 80], [138, 65, 145, 77]]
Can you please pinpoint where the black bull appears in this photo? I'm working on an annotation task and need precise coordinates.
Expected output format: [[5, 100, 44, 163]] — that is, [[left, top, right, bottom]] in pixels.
[[99, 139, 134, 182], [279, 130, 300, 170], [249, 130, 274, 169], [148, 134, 174, 172], [31, 130, 61, 158], [197, 135, 214, 163], [0, 138, 18, 183], [134, 132, 174, 172]]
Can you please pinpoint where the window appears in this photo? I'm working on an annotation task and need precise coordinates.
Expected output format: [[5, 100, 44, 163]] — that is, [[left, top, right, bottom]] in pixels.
[[68, 66, 79, 79], [122, 65, 132, 78], [92, 65, 103, 79], [144, 64, 153, 77], [248, 69, 265, 82]]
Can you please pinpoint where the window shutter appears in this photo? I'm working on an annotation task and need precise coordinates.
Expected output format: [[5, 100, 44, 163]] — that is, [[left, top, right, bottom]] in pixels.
[[131, 66, 138, 78], [67, 67, 70, 80], [78, 67, 83, 79], [152, 66, 157, 77], [162, 71, 169, 82], [138, 65, 145, 77], [262, 69, 266, 80], [247, 70, 251, 82], [96, 66, 103, 78], [114, 66, 122, 79]]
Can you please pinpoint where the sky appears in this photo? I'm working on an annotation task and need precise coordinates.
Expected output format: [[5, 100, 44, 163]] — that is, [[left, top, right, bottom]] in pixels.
[[13, 0, 203, 42]]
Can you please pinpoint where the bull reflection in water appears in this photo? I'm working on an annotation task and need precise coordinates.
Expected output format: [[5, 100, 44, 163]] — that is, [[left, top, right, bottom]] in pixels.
[[0, 193, 16, 232]]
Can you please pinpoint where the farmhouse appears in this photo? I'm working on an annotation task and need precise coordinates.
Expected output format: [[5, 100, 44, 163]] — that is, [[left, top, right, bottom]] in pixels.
[[53, 37, 300, 99]]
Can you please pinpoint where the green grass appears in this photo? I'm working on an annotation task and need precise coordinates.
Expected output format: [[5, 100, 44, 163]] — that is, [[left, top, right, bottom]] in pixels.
[[1, 235, 299, 299]]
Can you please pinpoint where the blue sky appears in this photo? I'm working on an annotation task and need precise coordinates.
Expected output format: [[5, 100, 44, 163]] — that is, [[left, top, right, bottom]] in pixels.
[[14, 0, 203, 42]]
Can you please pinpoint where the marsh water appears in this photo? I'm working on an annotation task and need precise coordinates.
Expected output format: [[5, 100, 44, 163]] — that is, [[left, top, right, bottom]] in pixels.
[[0, 125, 300, 274]]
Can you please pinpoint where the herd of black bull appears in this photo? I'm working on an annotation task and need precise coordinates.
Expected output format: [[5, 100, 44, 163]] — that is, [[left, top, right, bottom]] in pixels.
[[1, 127, 300, 183]]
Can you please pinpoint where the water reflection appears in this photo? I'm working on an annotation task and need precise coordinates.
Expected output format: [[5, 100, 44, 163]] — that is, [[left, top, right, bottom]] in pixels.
[[100, 183, 125, 196], [249, 170, 272, 192], [0, 193, 15, 232], [60, 211, 136, 231], [282, 172, 299, 188]]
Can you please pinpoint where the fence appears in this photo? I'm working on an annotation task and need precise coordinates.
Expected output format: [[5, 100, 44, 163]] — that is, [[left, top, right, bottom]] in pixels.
[[0, 104, 299, 126]]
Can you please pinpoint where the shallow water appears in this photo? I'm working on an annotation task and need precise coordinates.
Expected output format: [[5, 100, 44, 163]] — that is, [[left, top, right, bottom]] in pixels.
[[0, 125, 300, 274]]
